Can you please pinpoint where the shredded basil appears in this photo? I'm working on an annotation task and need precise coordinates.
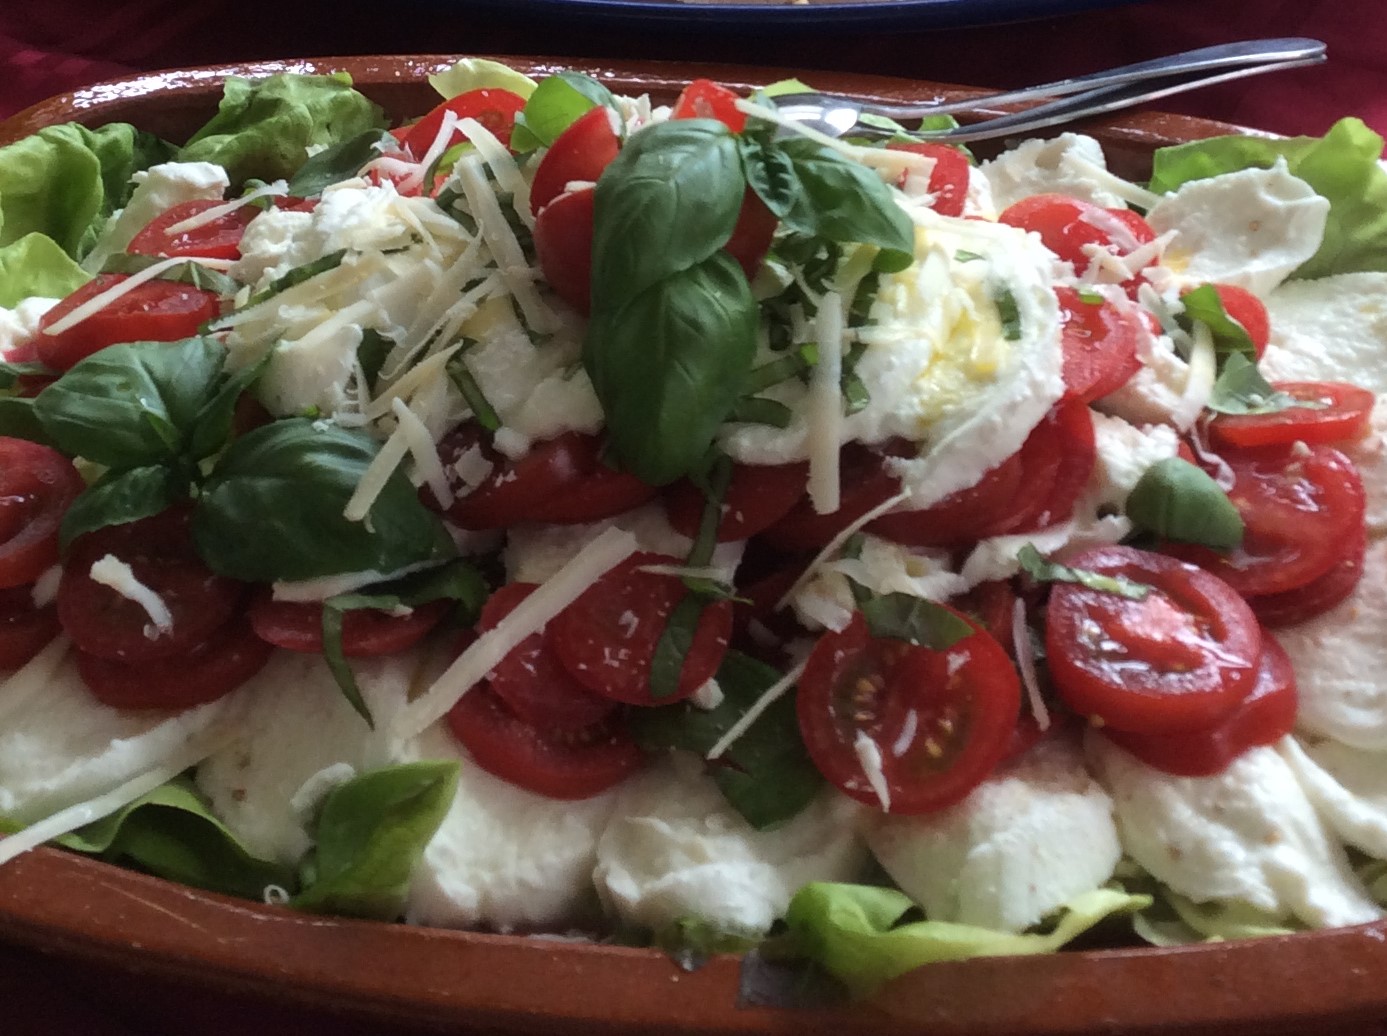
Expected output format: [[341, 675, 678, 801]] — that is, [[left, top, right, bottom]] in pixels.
[[445, 347, 500, 432], [217, 249, 348, 322], [99, 253, 240, 296], [1017, 543, 1150, 600], [1206, 352, 1323, 416], [860, 592, 973, 649], [992, 283, 1023, 341], [954, 249, 984, 263]]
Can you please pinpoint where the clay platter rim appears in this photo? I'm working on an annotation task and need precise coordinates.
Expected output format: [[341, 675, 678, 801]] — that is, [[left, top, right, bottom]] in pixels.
[[2, 53, 1386, 1036]]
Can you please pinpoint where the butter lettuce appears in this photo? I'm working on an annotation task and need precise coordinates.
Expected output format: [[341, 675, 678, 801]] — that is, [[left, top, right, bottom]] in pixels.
[[427, 57, 538, 104], [1149, 117, 1387, 280], [770, 882, 1150, 998], [178, 72, 387, 185], [0, 232, 88, 307]]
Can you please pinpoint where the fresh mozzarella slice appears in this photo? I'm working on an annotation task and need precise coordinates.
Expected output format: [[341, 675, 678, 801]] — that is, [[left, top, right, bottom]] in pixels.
[[1088, 735, 1381, 928], [1081, 411, 1182, 515], [980, 133, 1135, 211], [1281, 540, 1387, 749], [959, 514, 1130, 589], [1345, 397, 1387, 538], [593, 755, 866, 936], [398, 723, 622, 931], [863, 733, 1121, 933], [1262, 273, 1387, 395], [1282, 736, 1387, 861]]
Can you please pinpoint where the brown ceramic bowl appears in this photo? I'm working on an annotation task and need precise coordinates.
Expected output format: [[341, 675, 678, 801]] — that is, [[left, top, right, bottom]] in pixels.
[[3, 55, 1387, 1036]]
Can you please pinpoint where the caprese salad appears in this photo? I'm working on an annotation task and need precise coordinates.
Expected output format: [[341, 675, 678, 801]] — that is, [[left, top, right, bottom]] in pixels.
[[2, 58, 1386, 996]]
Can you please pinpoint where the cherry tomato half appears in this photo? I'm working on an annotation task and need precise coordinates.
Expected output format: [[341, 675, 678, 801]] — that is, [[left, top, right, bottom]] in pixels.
[[548, 552, 733, 706], [1044, 545, 1263, 735], [662, 461, 808, 542], [76, 617, 272, 711], [57, 508, 245, 663], [796, 609, 1021, 814], [0, 437, 84, 589], [446, 685, 645, 799], [1054, 286, 1143, 404], [127, 199, 253, 261], [1182, 283, 1270, 360], [477, 582, 617, 728], [760, 440, 908, 552], [534, 186, 596, 314], [887, 141, 971, 217], [36, 274, 221, 371], [992, 399, 1097, 535], [1101, 633, 1296, 777], [671, 79, 747, 132], [248, 594, 448, 656], [998, 194, 1155, 284], [1208, 382, 1375, 450], [529, 105, 622, 216], [402, 88, 527, 157], [1244, 522, 1366, 628], [0, 586, 60, 670], [868, 449, 1025, 547]]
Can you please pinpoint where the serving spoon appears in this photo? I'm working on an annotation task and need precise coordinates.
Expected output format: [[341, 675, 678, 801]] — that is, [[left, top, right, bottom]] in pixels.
[[770, 37, 1326, 142]]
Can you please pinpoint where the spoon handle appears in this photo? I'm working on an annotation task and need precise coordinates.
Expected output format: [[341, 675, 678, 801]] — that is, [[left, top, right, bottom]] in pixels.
[[876, 37, 1327, 119]]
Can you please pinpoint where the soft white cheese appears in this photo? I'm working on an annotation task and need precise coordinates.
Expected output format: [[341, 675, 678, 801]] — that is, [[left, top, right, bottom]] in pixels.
[[790, 534, 964, 633], [980, 133, 1131, 211], [1282, 736, 1387, 861], [1345, 396, 1387, 538], [1088, 735, 1381, 927], [82, 160, 230, 271], [863, 734, 1121, 932], [1081, 411, 1182, 515], [0, 297, 59, 355], [1262, 272, 1387, 396], [959, 514, 1130, 588]]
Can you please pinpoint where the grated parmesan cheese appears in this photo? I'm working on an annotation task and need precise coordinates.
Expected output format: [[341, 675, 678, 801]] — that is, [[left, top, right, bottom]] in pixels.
[[88, 555, 173, 639], [806, 290, 845, 515]]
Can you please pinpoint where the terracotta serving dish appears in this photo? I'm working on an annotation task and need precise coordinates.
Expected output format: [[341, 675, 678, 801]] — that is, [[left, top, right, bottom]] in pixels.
[[3, 55, 1386, 1036]]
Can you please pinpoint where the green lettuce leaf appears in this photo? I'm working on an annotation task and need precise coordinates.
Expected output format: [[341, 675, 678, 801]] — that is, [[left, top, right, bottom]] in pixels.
[[178, 73, 387, 186], [772, 882, 1150, 998], [426, 57, 538, 104], [1148, 117, 1387, 280], [0, 232, 89, 307], [0, 122, 174, 258]]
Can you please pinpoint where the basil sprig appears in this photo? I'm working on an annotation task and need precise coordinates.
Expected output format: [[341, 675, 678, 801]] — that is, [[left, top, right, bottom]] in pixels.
[[510, 71, 621, 153], [1206, 352, 1320, 416], [286, 128, 393, 197], [1017, 543, 1150, 600], [1125, 457, 1244, 550], [1177, 283, 1256, 362], [98, 253, 240, 297]]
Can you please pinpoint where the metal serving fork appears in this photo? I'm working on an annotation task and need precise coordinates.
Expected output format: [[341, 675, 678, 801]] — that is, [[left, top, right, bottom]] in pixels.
[[770, 37, 1326, 143]]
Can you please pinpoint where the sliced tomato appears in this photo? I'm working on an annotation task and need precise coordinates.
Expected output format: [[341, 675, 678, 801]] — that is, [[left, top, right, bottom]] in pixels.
[[440, 425, 656, 530], [1044, 545, 1263, 734], [1164, 442, 1365, 600], [0, 437, 85, 589], [1054, 287, 1143, 403], [402, 88, 527, 157], [56, 508, 244, 663], [868, 449, 1025, 547], [1247, 523, 1366, 628], [127, 199, 253, 261], [1102, 633, 1296, 776], [724, 188, 778, 280], [998, 194, 1155, 283], [796, 610, 1021, 814], [887, 141, 971, 217], [477, 582, 616, 728], [671, 79, 747, 132], [36, 274, 221, 371], [534, 186, 595, 314], [993, 400, 1097, 535], [248, 594, 447, 656], [0, 587, 59, 670], [1208, 382, 1376, 450], [548, 552, 733, 706], [1183, 283, 1270, 359], [446, 685, 645, 799], [76, 617, 272, 711], [529, 105, 622, 216], [662, 461, 808, 542], [759, 440, 907, 552]]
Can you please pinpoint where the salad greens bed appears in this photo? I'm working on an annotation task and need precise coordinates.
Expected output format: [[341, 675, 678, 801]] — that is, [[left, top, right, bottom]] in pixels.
[[3, 61, 1387, 1002]]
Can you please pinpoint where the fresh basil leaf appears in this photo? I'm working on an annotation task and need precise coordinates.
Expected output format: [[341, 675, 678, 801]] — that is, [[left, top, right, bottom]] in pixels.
[[33, 337, 225, 467], [445, 349, 500, 432], [288, 128, 392, 197], [590, 119, 744, 298], [98, 252, 240, 296], [629, 649, 823, 830], [55, 776, 295, 899], [0, 396, 50, 444], [1016, 543, 1150, 600], [1125, 457, 1244, 550], [860, 592, 973, 649], [739, 136, 802, 220], [1206, 352, 1308, 416], [1177, 283, 1256, 360], [649, 593, 708, 702], [954, 249, 984, 263], [59, 465, 187, 548], [728, 395, 793, 428], [511, 72, 619, 152], [773, 138, 914, 269], [586, 251, 759, 485], [319, 602, 375, 727], [0, 358, 52, 390], [357, 328, 393, 389], [186, 349, 271, 461], [293, 761, 459, 920], [992, 283, 1023, 341], [194, 417, 452, 581], [217, 249, 347, 322]]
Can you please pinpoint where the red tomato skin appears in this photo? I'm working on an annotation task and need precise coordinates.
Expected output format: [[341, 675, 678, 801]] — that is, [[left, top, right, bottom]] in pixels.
[[534, 187, 595, 314], [662, 461, 808, 542], [76, 617, 272, 711], [998, 194, 1154, 280], [402, 88, 526, 157], [760, 440, 908, 552], [887, 141, 971, 217], [796, 610, 1021, 814], [0, 437, 85, 589], [36, 275, 221, 371], [440, 426, 656, 530], [529, 106, 622, 216], [548, 552, 733, 706], [1102, 634, 1297, 777], [869, 450, 1025, 547], [0, 587, 60, 670], [477, 582, 617, 728], [1165, 442, 1365, 600], [671, 79, 747, 132], [1208, 382, 1376, 450], [724, 188, 778, 280], [1249, 524, 1366, 628], [1045, 545, 1263, 735], [127, 199, 253, 261], [1184, 283, 1270, 359], [248, 595, 448, 656], [57, 509, 245, 664], [995, 400, 1097, 535], [446, 685, 645, 800], [1054, 287, 1143, 404]]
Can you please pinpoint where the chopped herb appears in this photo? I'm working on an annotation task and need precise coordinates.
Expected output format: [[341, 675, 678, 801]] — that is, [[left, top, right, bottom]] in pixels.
[[217, 249, 348, 321], [1076, 287, 1105, 305], [1206, 352, 1324, 416], [1177, 283, 1256, 360], [99, 253, 240, 296], [1017, 543, 1150, 600], [728, 396, 794, 428], [744, 344, 818, 394], [860, 592, 973, 649], [445, 348, 500, 432], [954, 249, 984, 263], [992, 283, 1023, 341]]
